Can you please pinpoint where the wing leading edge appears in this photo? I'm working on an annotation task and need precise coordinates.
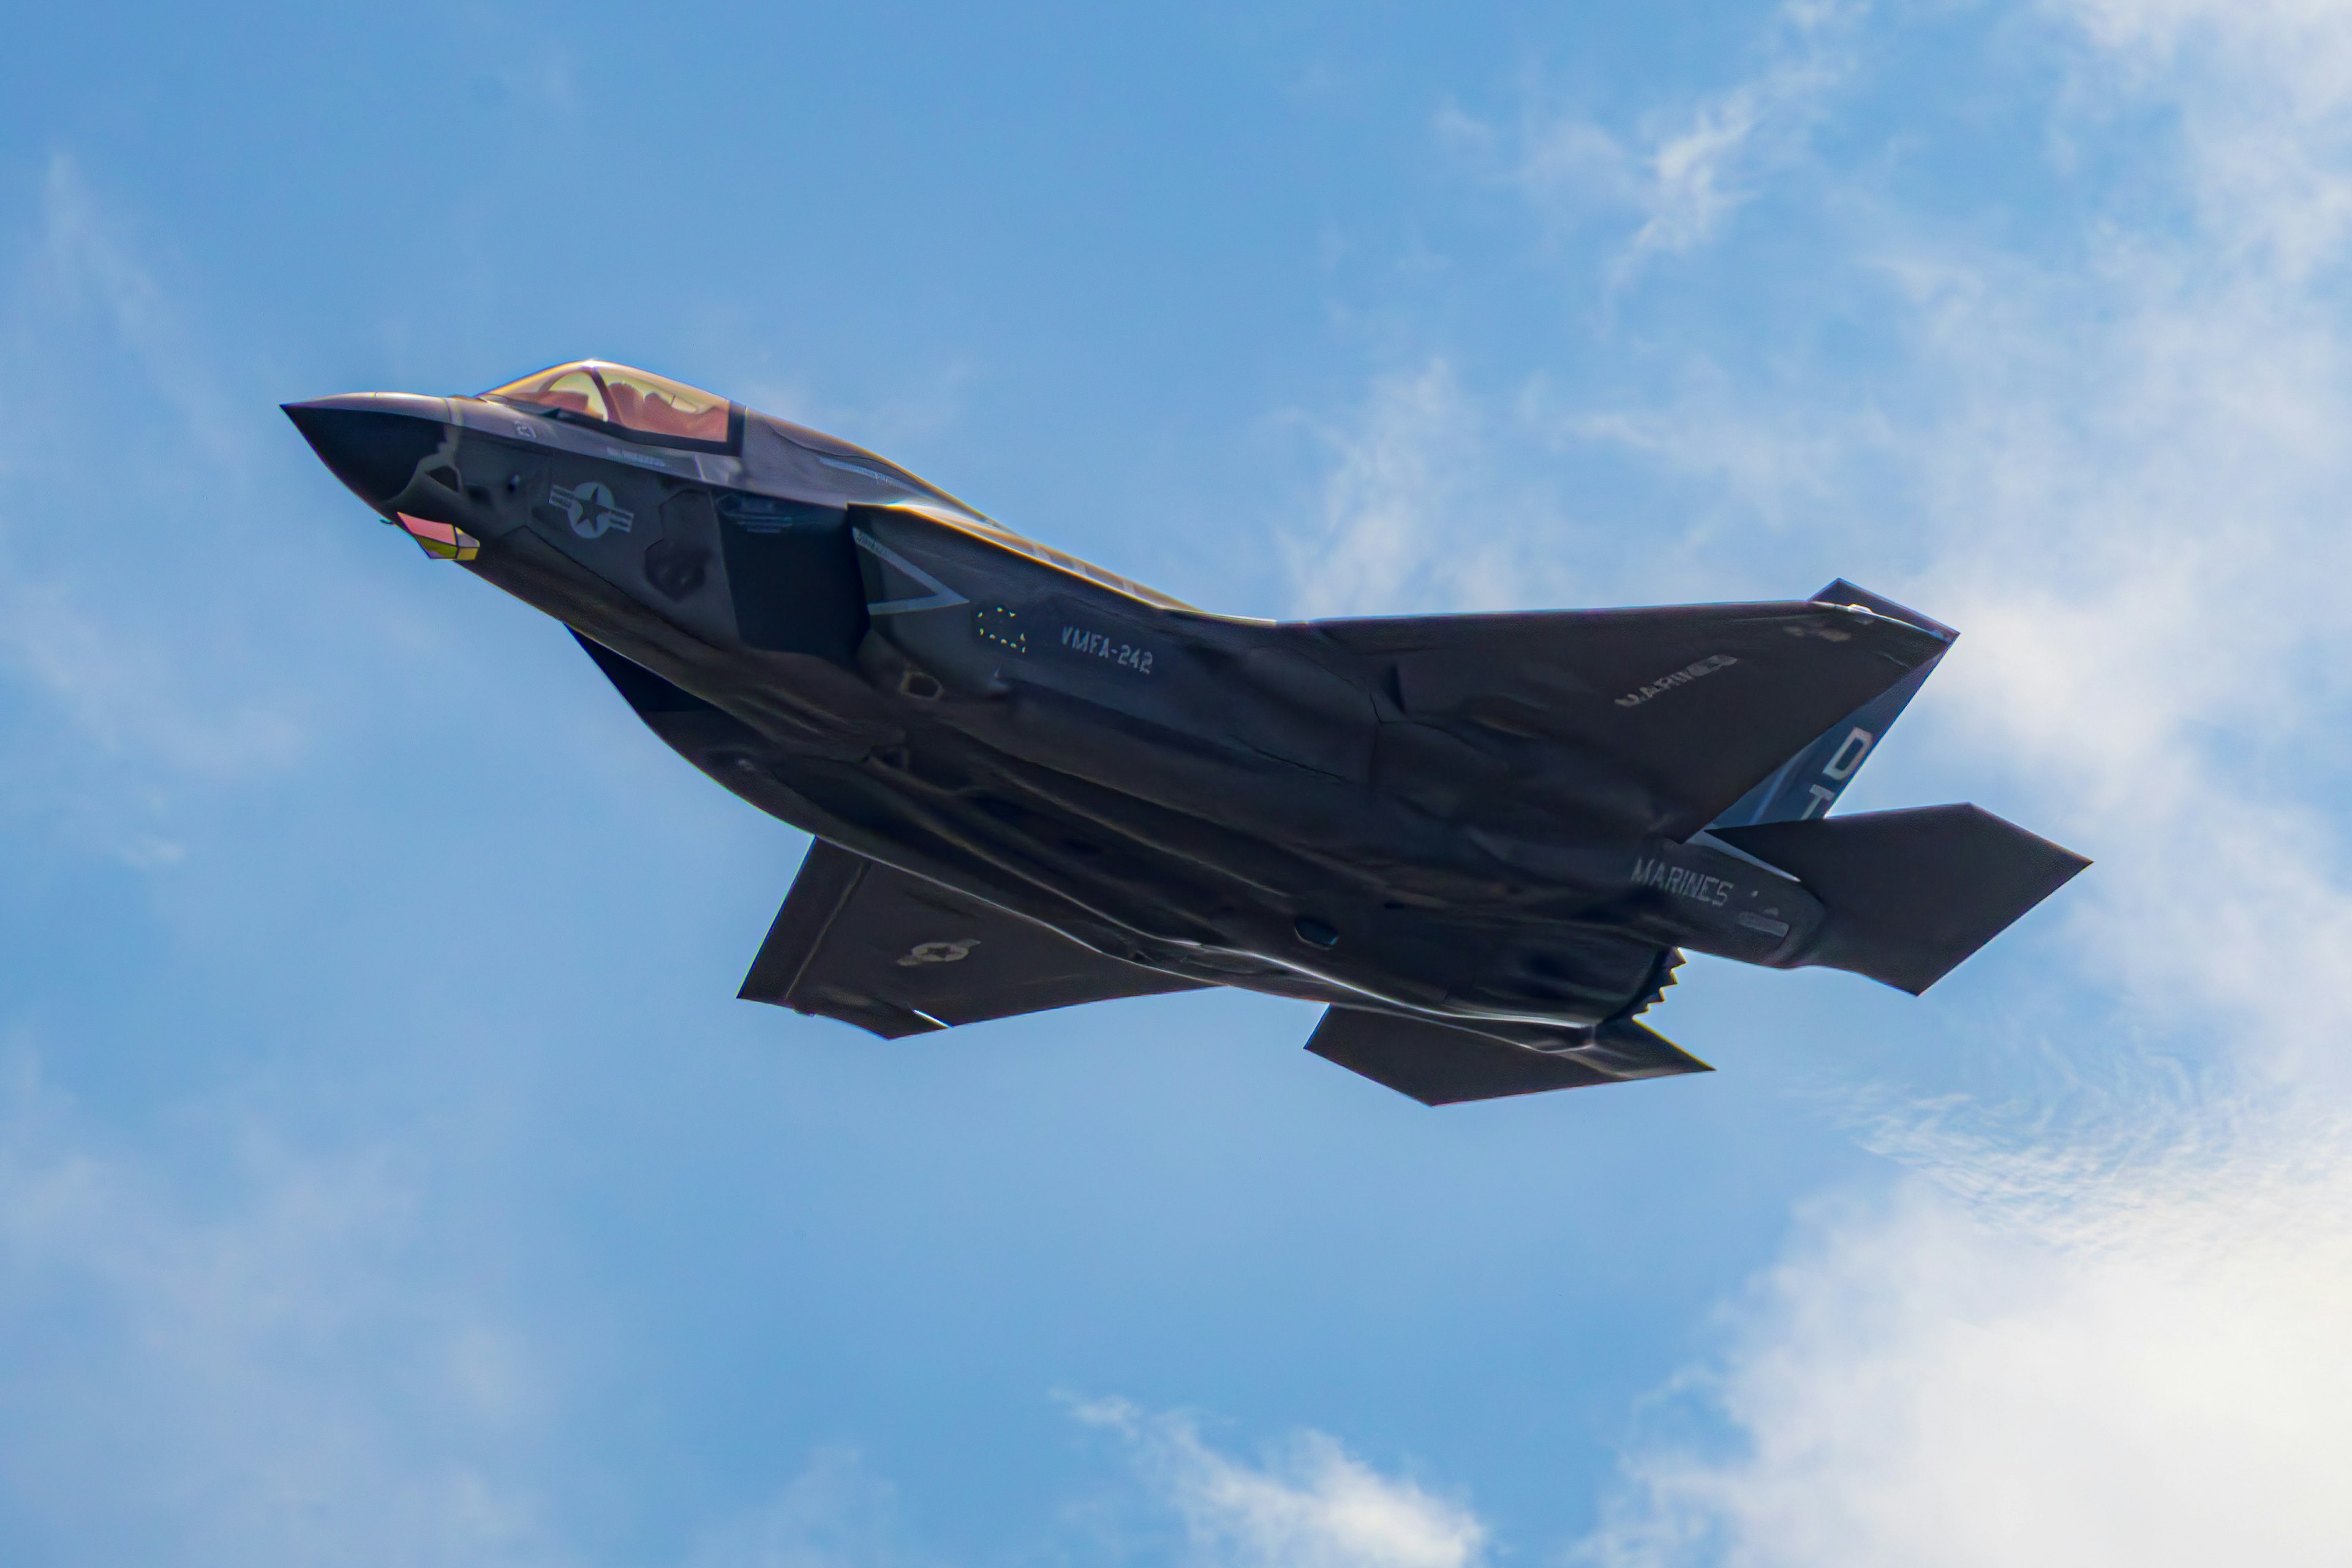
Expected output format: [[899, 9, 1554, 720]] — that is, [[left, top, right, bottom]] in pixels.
[[741, 840, 1207, 1038]]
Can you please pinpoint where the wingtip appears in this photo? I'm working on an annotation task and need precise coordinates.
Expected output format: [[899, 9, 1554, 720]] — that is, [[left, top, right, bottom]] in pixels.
[[1811, 579, 1960, 643]]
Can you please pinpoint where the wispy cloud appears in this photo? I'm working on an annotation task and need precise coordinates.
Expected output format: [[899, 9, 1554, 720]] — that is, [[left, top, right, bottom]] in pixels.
[[0, 156, 333, 860], [0, 565, 303, 781], [677, 1450, 928, 1568], [1442, 1, 1865, 284], [0, 1045, 561, 1567], [2055, 0, 2352, 278], [22, 154, 252, 469], [1076, 1398, 1488, 1568], [1283, 360, 1484, 618]]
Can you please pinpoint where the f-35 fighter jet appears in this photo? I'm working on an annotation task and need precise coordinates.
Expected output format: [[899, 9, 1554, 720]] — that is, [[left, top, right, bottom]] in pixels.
[[286, 361, 2086, 1105]]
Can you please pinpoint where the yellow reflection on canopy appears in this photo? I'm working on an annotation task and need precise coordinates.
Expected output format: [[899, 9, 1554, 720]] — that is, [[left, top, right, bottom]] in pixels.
[[485, 361, 728, 442]]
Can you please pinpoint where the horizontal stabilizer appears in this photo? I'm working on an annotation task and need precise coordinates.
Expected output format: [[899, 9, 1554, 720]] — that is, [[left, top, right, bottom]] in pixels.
[[1310, 598, 1951, 837], [1713, 805, 2088, 994], [1305, 1009, 1711, 1106], [742, 839, 1204, 1038]]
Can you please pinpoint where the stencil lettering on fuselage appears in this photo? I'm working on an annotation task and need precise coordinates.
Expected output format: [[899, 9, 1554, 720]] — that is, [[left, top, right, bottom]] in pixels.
[[1615, 653, 1738, 708], [1630, 856, 1736, 907]]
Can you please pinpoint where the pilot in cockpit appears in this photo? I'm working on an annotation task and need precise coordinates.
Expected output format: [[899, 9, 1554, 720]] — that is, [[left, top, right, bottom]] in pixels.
[[485, 361, 733, 445]]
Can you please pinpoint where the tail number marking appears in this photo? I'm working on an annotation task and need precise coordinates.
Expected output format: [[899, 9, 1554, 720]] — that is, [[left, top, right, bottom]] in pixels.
[[1801, 725, 1877, 817], [1059, 623, 1155, 675]]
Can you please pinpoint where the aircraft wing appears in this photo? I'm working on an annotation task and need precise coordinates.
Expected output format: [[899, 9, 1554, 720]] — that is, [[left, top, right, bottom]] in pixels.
[[1308, 598, 1950, 839], [741, 840, 1206, 1038], [1306, 1008, 1712, 1106]]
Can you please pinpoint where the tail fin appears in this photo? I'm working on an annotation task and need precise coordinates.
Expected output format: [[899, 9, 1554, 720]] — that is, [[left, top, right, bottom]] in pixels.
[[1312, 589, 1953, 839], [1709, 581, 1958, 829], [1713, 804, 2088, 994]]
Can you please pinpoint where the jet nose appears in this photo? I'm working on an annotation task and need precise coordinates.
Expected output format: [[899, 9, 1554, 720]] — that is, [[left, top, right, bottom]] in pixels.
[[282, 392, 453, 511]]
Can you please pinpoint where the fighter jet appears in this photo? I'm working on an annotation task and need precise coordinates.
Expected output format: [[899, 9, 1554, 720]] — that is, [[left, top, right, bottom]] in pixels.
[[285, 361, 2086, 1105]]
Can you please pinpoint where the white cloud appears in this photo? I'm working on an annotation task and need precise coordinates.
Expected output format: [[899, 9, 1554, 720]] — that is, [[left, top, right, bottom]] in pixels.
[[1579, 1126, 2352, 1568], [1077, 1398, 1488, 1568], [2045, 0, 2352, 277], [1449, 1, 1864, 282], [1577, 849, 2352, 1568], [1520, 370, 1856, 541], [1283, 360, 1483, 619], [677, 1450, 927, 1568], [1281, 360, 1658, 619]]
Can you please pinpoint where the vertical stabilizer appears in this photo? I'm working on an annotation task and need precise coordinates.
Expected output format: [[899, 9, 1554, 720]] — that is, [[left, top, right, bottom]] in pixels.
[[1709, 581, 1958, 829]]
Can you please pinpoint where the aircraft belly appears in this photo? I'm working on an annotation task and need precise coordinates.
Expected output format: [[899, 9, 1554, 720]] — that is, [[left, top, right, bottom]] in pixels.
[[616, 679, 1647, 1024], [758, 771, 1664, 1024], [441, 466, 1746, 1031], [510, 557, 1692, 1033]]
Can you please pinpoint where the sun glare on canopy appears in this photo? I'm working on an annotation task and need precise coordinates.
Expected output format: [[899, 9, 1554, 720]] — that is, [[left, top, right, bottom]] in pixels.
[[485, 361, 731, 443]]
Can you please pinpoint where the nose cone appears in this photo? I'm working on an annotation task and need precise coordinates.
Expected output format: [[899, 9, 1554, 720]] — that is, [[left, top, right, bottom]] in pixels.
[[283, 393, 453, 510]]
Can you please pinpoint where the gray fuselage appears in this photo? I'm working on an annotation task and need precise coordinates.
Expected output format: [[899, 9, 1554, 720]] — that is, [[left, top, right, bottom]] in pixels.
[[289, 386, 1830, 1042]]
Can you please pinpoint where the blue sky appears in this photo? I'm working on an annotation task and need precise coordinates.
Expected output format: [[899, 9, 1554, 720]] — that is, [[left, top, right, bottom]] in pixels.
[[7, 2, 2352, 1564]]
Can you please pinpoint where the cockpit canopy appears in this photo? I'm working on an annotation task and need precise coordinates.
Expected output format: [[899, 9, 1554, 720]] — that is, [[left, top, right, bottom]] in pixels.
[[484, 361, 734, 447]]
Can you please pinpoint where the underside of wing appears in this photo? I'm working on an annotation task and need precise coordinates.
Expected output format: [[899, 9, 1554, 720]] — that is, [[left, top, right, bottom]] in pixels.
[[741, 840, 1208, 1038], [1306, 598, 1951, 839], [1305, 1008, 1712, 1106]]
